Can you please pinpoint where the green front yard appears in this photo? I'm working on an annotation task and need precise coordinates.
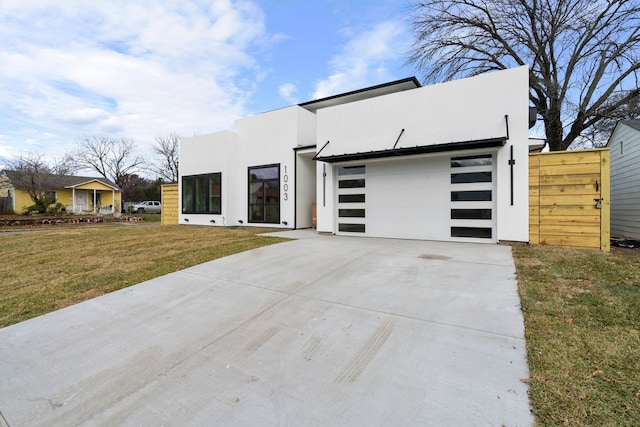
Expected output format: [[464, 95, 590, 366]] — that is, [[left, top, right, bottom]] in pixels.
[[513, 245, 640, 426], [0, 225, 286, 327]]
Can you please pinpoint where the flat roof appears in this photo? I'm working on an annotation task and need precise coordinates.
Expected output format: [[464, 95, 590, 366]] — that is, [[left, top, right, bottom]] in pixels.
[[299, 77, 421, 113]]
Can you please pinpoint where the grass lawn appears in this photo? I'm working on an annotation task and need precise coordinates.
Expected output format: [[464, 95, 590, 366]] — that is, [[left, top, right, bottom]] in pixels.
[[0, 224, 287, 328], [512, 245, 640, 426]]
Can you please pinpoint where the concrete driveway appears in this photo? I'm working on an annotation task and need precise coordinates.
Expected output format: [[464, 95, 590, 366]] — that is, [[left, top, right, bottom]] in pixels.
[[0, 232, 533, 426]]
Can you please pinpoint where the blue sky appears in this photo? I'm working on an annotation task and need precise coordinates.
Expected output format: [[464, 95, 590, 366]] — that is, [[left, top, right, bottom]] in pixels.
[[0, 0, 416, 165]]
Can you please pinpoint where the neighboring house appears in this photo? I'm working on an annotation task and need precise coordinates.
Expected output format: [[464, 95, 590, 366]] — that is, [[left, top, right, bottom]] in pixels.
[[607, 119, 640, 240], [180, 66, 532, 243], [0, 170, 121, 214]]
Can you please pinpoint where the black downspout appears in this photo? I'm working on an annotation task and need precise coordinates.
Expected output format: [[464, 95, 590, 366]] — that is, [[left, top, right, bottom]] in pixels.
[[323, 164, 327, 207], [505, 114, 515, 206], [509, 145, 515, 206]]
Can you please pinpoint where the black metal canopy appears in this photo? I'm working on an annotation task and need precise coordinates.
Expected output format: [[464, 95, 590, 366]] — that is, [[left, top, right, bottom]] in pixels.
[[314, 137, 507, 163]]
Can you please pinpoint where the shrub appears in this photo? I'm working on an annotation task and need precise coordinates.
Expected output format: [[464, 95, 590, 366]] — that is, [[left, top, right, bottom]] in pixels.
[[24, 204, 46, 214], [47, 202, 66, 215]]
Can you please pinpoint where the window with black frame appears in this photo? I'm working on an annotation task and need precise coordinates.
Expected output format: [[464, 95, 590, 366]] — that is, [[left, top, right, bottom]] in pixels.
[[182, 173, 221, 214], [248, 164, 279, 223]]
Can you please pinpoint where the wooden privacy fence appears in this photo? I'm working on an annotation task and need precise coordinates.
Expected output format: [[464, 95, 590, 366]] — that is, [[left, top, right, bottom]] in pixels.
[[161, 184, 179, 225], [529, 149, 610, 251]]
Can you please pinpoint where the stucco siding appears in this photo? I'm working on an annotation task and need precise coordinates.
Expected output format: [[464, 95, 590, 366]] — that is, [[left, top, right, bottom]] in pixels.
[[609, 122, 640, 239], [180, 107, 316, 227], [179, 67, 530, 242], [316, 66, 530, 242]]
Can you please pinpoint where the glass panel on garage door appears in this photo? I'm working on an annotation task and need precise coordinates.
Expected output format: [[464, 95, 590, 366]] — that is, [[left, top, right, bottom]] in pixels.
[[337, 165, 366, 234], [449, 154, 496, 241]]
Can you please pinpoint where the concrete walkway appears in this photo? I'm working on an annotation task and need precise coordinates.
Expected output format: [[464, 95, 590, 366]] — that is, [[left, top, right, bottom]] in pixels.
[[0, 233, 533, 426]]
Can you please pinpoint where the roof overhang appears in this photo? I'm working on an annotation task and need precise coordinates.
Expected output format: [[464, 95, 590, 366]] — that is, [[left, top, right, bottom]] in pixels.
[[607, 119, 640, 146], [299, 77, 421, 113], [293, 144, 317, 151], [314, 137, 507, 163], [65, 179, 120, 191], [528, 138, 547, 152]]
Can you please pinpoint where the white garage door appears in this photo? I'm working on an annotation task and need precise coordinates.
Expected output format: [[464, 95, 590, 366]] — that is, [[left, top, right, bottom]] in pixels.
[[335, 152, 497, 242]]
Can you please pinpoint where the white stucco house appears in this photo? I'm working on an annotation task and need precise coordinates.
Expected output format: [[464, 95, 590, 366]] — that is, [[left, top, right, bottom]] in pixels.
[[607, 119, 640, 240], [179, 66, 532, 243]]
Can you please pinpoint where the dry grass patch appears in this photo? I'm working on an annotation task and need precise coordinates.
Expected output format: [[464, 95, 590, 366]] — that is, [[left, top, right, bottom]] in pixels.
[[0, 225, 288, 327], [513, 245, 640, 426]]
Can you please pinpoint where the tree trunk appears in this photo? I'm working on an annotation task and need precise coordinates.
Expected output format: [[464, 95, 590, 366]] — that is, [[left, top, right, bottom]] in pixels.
[[544, 104, 565, 151]]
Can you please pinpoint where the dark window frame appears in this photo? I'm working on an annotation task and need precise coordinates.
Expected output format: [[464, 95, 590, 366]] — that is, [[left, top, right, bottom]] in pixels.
[[339, 194, 366, 203], [451, 227, 493, 239], [338, 165, 366, 176], [451, 209, 492, 220], [451, 154, 493, 168], [451, 190, 493, 202], [338, 223, 366, 233], [338, 179, 366, 189], [339, 208, 366, 218], [451, 171, 492, 184], [182, 172, 222, 214], [248, 163, 280, 224]]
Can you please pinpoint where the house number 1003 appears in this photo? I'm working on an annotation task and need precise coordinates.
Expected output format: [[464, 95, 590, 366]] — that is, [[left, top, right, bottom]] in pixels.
[[283, 165, 289, 201]]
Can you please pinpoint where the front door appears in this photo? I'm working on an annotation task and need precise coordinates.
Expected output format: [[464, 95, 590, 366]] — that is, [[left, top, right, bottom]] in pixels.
[[74, 191, 88, 212], [248, 164, 280, 224]]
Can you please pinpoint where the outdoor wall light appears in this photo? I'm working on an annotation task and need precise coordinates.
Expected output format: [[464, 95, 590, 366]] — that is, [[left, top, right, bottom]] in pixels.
[[238, 219, 243, 224], [210, 219, 216, 223]]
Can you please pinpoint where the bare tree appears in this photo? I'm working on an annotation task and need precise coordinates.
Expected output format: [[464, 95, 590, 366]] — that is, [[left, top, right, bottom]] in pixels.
[[74, 136, 144, 189], [151, 132, 180, 183], [5, 153, 70, 207], [576, 90, 640, 148], [408, 0, 640, 151]]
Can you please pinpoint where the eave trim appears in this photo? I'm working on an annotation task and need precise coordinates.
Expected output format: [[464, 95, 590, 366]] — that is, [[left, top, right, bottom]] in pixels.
[[314, 137, 507, 163]]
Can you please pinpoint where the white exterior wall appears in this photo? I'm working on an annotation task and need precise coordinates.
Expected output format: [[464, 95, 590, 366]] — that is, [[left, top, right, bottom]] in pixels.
[[295, 111, 318, 228], [179, 107, 316, 228], [315, 66, 530, 242], [296, 150, 317, 229], [233, 106, 316, 227], [609, 123, 640, 239], [179, 130, 237, 226], [179, 67, 529, 242]]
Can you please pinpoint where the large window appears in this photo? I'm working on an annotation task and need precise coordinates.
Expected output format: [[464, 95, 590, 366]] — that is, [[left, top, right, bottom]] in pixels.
[[182, 173, 221, 214], [248, 164, 280, 224]]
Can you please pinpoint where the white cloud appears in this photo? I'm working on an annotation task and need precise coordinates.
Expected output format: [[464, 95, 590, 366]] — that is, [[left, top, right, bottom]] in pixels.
[[278, 83, 298, 104], [0, 0, 270, 161], [313, 20, 410, 99], [59, 108, 110, 126]]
